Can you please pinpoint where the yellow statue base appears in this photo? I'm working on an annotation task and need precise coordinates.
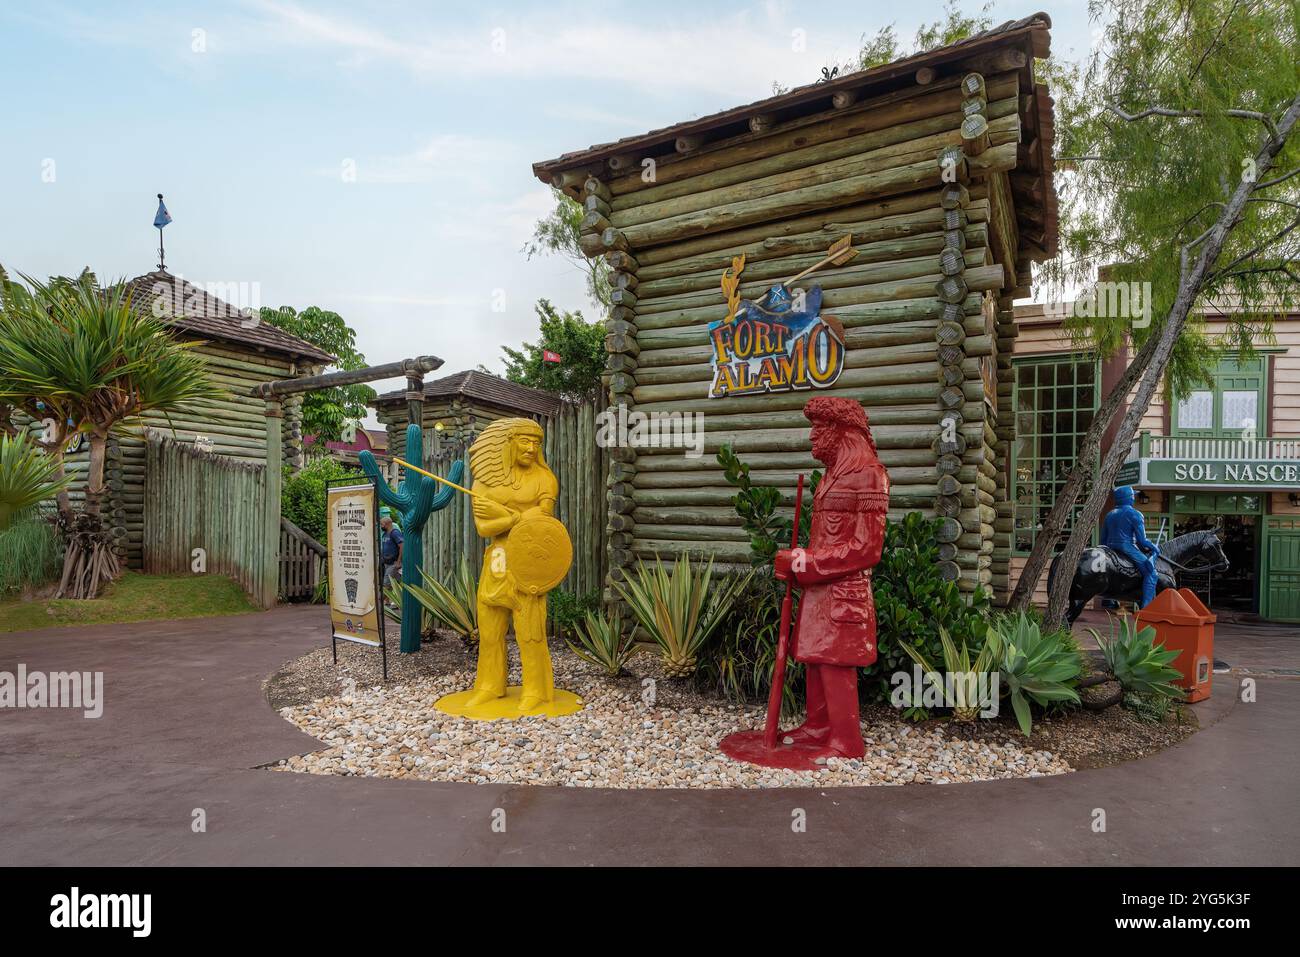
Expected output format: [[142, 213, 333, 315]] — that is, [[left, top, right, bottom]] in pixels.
[[434, 686, 583, 721]]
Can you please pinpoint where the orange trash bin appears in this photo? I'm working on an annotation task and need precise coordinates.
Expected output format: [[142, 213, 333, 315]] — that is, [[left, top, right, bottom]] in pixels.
[[1135, 587, 1216, 702]]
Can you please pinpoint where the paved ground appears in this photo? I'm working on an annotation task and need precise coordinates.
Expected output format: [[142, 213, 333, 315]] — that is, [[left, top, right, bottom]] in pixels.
[[1, 606, 1296, 865]]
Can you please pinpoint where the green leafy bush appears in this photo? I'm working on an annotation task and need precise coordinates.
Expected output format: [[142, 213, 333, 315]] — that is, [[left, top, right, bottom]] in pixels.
[[0, 510, 62, 594], [901, 627, 997, 722], [985, 612, 1083, 735], [404, 556, 478, 643], [566, 609, 638, 676], [547, 588, 601, 641], [695, 572, 803, 715], [866, 511, 990, 702], [1094, 617, 1184, 700], [0, 430, 70, 531], [717, 444, 819, 567], [617, 554, 752, 678], [281, 457, 359, 543]]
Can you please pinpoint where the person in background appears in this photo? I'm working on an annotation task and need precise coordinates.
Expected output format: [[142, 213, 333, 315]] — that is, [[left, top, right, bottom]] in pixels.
[[379, 508, 403, 596]]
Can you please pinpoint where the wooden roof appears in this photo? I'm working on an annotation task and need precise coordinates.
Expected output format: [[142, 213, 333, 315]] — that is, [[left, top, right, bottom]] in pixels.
[[532, 12, 1057, 261], [123, 270, 335, 364], [372, 369, 561, 417]]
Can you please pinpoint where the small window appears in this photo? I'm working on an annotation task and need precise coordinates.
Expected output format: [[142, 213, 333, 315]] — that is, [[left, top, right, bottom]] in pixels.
[[1176, 391, 1213, 430], [1012, 355, 1100, 554]]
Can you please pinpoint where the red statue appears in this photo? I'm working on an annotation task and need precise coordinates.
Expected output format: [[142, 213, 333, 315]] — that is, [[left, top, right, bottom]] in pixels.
[[720, 396, 889, 769]]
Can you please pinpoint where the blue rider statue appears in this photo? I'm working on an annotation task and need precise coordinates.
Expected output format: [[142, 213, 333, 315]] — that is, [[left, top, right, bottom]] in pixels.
[[1102, 485, 1159, 608]]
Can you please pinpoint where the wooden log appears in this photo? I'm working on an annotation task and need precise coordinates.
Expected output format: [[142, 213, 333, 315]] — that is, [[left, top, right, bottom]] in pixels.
[[635, 248, 985, 316], [634, 272, 997, 334], [636, 228, 986, 300], [605, 74, 1020, 203], [611, 117, 982, 228], [637, 205, 989, 284], [620, 157, 943, 248]]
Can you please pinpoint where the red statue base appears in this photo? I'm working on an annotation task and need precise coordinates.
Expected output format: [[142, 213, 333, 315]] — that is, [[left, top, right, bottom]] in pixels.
[[719, 730, 830, 771], [719, 396, 889, 771]]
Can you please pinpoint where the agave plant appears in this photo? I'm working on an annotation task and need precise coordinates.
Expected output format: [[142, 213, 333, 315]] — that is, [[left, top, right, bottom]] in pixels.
[[403, 556, 478, 643], [616, 554, 751, 678], [901, 627, 997, 722], [0, 270, 221, 598], [985, 612, 1083, 736], [1094, 616, 1184, 700], [0, 430, 69, 531], [566, 610, 638, 676]]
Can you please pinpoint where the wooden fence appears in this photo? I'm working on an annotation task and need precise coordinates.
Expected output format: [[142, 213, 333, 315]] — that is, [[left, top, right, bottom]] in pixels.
[[280, 517, 325, 600], [143, 436, 271, 602], [419, 398, 610, 598]]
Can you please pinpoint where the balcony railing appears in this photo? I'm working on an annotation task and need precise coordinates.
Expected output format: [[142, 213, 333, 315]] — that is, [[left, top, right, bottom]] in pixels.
[[1135, 431, 1300, 462]]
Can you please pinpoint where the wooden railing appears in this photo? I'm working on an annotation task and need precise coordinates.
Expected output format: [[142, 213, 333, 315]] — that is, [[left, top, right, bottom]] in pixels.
[[279, 517, 326, 601], [1137, 431, 1300, 461]]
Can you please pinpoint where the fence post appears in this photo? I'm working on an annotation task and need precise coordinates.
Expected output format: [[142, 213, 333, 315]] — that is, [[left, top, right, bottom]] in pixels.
[[262, 397, 283, 609]]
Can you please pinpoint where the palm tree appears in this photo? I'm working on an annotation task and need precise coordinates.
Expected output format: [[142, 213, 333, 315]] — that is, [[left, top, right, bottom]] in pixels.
[[0, 430, 70, 531], [0, 271, 221, 598]]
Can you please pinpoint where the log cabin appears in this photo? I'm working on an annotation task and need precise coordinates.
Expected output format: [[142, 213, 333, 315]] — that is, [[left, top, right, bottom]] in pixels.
[[531, 13, 1058, 606]]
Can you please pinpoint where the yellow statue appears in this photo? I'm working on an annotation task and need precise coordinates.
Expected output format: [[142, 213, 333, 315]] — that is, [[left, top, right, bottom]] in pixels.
[[434, 418, 581, 720]]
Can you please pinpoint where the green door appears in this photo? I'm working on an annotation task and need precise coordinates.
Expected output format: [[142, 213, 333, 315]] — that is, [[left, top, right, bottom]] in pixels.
[[1263, 518, 1300, 623]]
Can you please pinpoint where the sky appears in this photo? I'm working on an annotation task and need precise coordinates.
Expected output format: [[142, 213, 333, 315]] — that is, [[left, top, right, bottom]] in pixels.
[[0, 1, 1098, 423]]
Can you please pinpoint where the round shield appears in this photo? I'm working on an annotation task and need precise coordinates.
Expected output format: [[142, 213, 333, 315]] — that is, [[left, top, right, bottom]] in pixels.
[[504, 514, 573, 595]]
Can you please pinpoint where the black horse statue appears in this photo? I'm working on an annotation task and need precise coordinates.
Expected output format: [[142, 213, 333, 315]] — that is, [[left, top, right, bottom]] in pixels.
[[1048, 529, 1230, 623]]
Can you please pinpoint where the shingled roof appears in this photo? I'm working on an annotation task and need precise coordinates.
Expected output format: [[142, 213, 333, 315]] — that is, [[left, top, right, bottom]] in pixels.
[[372, 370, 561, 417], [532, 11, 1057, 260], [122, 270, 335, 364]]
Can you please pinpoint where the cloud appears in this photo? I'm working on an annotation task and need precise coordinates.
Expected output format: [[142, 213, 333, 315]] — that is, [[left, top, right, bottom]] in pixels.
[[244, 0, 842, 98], [318, 133, 503, 185]]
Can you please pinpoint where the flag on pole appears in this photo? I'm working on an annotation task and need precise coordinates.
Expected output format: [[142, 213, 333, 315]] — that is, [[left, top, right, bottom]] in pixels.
[[154, 194, 172, 228], [542, 350, 562, 364]]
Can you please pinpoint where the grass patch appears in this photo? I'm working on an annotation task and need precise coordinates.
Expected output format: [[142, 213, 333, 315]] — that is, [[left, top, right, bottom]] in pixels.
[[0, 571, 258, 634]]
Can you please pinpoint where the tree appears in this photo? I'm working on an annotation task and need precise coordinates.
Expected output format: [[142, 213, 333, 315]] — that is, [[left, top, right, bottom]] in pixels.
[[259, 305, 375, 442], [0, 430, 69, 531], [830, 1, 994, 75], [0, 272, 220, 598], [1011, 0, 1300, 623], [501, 299, 606, 401], [525, 187, 612, 311]]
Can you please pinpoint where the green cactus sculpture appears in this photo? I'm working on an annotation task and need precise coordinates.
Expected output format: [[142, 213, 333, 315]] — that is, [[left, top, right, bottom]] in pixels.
[[360, 423, 464, 653]]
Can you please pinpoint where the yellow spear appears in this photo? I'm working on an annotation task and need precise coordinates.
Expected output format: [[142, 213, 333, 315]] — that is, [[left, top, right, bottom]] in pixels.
[[391, 456, 522, 516]]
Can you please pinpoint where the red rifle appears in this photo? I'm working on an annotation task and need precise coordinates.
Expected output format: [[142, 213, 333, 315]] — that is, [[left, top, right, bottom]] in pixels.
[[763, 473, 804, 749]]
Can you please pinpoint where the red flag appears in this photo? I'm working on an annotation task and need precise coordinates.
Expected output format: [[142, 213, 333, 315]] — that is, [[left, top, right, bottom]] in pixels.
[[542, 349, 562, 363]]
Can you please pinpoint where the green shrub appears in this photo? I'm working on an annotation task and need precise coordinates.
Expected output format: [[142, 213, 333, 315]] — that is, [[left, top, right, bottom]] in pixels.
[[0, 431, 70, 531], [866, 511, 991, 703], [696, 572, 803, 715], [617, 554, 752, 678], [404, 555, 478, 643], [566, 609, 638, 676], [901, 627, 998, 722], [985, 612, 1083, 736], [547, 588, 601, 641], [1094, 617, 1184, 700], [0, 510, 62, 594], [281, 457, 360, 543]]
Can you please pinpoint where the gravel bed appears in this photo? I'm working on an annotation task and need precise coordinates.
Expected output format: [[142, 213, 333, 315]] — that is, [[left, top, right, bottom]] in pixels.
[[267, 636, 1075, 789]]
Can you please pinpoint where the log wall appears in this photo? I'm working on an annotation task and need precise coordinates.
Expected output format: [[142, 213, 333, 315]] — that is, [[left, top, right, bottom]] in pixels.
[[142, 435, 270, 598], [27, 341, 304, 573], [579, 70, 1032, 605]]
